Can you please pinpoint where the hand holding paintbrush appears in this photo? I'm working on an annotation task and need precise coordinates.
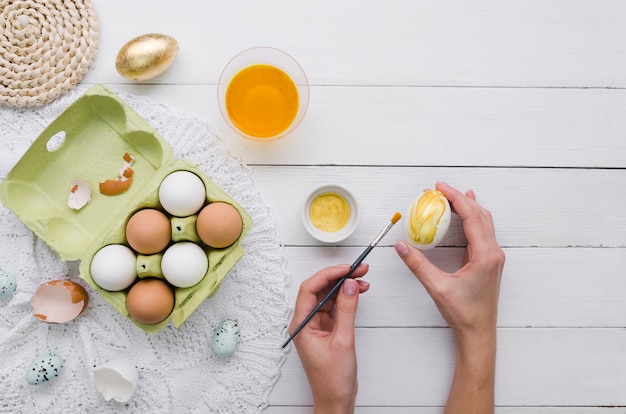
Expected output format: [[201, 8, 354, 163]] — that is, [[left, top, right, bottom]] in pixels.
[[282, 212, 402, 348]]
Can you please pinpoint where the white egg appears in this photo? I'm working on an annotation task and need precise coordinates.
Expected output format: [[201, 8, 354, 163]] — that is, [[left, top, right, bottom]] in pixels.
[[161, 242, 208, 288], [405, 189, 451, 250], [158, 171, 206, 217], [91, 244, 137, 291], [212, 319, 241, 357]]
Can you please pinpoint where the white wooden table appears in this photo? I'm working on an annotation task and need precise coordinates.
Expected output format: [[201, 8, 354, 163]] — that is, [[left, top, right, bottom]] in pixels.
[[85, 1, 625, 412]]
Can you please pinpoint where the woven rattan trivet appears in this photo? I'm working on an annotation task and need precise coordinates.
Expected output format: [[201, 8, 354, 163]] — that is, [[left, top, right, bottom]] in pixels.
[[0, 0, 98, 107]]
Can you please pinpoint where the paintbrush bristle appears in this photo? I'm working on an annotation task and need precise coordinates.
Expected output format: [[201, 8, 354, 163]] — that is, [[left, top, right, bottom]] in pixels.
[[391, 212, 402, 224]]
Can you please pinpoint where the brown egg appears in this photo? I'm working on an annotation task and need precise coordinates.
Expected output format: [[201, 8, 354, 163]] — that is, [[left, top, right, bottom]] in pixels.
[[196, 202, 243, 248], [126, 278, 174, 325], [126, 209, 171, 254]]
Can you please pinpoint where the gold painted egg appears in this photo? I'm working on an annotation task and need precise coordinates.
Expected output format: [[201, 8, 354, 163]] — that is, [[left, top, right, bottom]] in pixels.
[[405, 189, 451, 250], [116, 34, 179, 81]]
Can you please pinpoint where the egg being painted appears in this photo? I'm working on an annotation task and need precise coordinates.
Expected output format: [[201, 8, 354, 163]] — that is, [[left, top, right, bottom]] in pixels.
[[405, 189, 451, 250]]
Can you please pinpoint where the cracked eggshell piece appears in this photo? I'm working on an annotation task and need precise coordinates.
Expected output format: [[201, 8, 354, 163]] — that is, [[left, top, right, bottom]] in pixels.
[[67, 180, 91, 210], [94, 359, 139, 403], [31, 280, 89, 323]]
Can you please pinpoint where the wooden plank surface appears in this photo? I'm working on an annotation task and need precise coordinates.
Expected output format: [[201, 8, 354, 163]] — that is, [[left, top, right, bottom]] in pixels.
[[251, 166, 626, 248], [89, 1, 626, 88], [265, 408, 626, 414], [283, 247, 626, 328], [271, 328, 626, 406], [109, 84, 626, 169]]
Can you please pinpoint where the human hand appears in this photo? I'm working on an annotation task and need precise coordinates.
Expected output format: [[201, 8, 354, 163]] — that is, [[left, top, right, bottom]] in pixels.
[[394, 182, 504, 413], [289, 264, 370, 414], [394, 181, 504, 342]]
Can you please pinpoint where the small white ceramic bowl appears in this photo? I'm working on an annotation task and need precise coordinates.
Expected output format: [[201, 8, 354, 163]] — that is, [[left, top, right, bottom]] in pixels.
[[302, 185, 359, 243]]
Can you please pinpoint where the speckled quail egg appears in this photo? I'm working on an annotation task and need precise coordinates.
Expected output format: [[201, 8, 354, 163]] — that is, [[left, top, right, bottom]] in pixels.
[[405, 189, 451, 250], [0, 268, 17, 300], [26, 352, 64, 385], [212, 319, 241, 357]]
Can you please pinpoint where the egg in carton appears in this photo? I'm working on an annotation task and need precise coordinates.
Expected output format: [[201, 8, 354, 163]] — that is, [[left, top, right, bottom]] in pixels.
[[0, 85, 253, 333]]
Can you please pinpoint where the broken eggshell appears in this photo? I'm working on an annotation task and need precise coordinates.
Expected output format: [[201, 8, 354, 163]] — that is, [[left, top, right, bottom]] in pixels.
[[0, 268, 17, 300], [68, 180, 91, 210], [212, 319, 241, 357], [31, 280, 89, 323], [94, 359, 139, 403]]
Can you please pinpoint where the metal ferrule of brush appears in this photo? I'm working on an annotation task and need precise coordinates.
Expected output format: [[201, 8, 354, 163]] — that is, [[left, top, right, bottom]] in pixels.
[[371, 222, 395, 246]]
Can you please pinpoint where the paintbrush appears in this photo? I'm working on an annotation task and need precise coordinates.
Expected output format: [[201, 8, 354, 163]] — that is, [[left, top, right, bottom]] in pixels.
[[282, 212, 402, 348]]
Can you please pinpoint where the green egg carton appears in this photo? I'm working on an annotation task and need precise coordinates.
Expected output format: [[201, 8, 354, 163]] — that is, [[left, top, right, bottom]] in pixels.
[[0, 85, 253, 333]]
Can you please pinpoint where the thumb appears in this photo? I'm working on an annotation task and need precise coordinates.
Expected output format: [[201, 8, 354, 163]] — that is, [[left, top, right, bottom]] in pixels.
[[394, 241, 442, 292], [332, 278, 359, 342]]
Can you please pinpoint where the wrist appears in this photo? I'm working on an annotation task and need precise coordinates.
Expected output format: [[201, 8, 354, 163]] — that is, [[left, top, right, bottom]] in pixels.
[[455, 326, 496, 356], [453, 327, 497, 387], [313, 399, 355, 414]]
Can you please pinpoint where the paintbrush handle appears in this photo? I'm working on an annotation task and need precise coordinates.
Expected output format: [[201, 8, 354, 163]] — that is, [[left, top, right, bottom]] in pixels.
[[281, 245, 374, 348]]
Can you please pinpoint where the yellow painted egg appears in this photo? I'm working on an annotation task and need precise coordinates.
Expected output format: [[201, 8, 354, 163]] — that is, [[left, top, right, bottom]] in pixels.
[[116, 34, 179, 81], [405, 189, 451, 250]]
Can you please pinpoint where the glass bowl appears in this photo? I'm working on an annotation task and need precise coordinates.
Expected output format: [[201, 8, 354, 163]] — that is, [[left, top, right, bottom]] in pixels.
[[217, 47, 309, 141]]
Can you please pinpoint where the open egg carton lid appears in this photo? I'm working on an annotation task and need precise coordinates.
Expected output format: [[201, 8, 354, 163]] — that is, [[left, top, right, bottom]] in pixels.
[[0, 84, 253, 332]]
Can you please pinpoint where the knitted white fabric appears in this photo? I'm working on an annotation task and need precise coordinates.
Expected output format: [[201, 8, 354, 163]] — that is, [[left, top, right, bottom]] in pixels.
[[0, 0, 99, 107], [0, 87, 291, 413]]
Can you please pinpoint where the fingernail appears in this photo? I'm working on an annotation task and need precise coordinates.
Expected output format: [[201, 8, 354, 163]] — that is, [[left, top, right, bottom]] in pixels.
[[436, 181, 450, 188], [343, 278, 358, 296], [358, 280, 370, 289], [394, 241, 409, 257]]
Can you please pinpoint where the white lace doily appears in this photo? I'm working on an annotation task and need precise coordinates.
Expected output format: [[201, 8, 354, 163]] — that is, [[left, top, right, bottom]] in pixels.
[[0, 87, 291, 413]]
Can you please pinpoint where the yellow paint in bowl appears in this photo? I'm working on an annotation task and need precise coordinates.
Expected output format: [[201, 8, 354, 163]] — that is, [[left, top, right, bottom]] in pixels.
[[225, 64, 299, 139], [309, 192, 351, 232], [303, 185, 359, 243]]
